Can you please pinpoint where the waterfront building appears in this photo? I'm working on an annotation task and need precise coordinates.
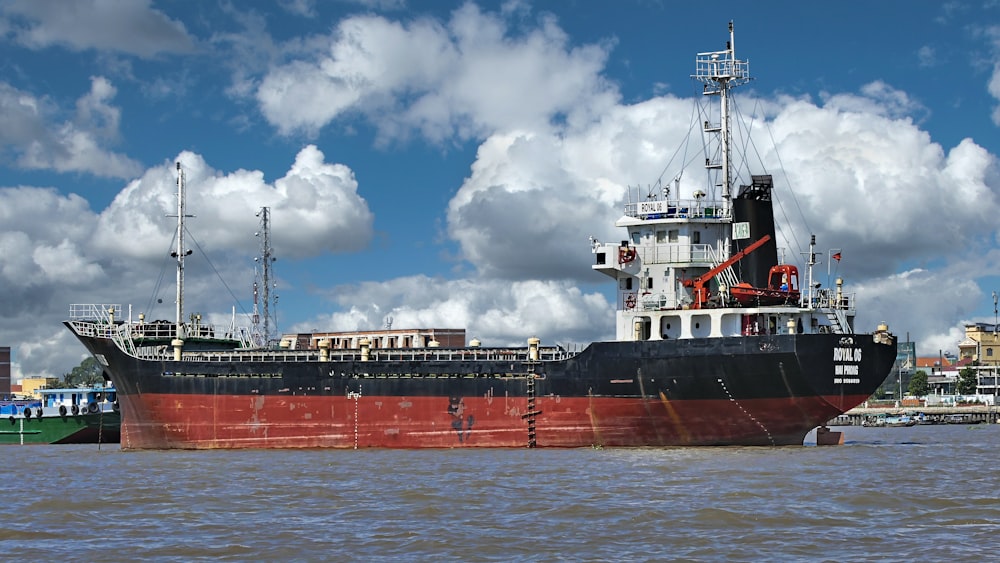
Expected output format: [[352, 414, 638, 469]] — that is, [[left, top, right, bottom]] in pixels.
[[0, 346, 9, 397], [955, 323, 1000, 396]]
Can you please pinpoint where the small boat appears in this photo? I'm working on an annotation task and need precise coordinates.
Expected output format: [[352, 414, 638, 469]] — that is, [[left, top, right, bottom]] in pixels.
[[0, 385, 121, 445], [862, 413, 916, 428], [884, 414, 917, 427], [944, 414, 981, 425], [729, 264, 801, 306]]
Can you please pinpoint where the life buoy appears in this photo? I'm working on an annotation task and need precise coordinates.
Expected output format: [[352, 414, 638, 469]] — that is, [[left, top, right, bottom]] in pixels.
[[625, 293, 637, 310], [87, 402, 99, 414], [71, 404, 79, 415], [59, 405, 67, 417]]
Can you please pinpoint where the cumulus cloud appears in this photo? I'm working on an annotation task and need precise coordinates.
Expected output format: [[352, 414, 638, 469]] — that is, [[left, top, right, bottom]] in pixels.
[[3, 146, 375, 377], [0, 0, 196, 57], [0, 78, 142, 178], [854, 268, 983, 353], [297, 275, 614, 347], [0, 185, 106, 377], [93, 145, 374, 261], [256, 4, 617, 140], [0, 187, 99, 289], [447, 96, 693, 281], [763, 100, 997, 277]]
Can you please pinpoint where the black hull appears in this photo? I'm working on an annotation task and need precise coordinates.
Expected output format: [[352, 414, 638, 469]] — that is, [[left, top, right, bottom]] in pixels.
[[68, 324, 896, 449]]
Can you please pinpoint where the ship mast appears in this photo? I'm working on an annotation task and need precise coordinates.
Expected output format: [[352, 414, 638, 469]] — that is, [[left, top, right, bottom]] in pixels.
[[693, 21, 751, 215], [252, 207, 277, 346], [169, 162, 193, 339]]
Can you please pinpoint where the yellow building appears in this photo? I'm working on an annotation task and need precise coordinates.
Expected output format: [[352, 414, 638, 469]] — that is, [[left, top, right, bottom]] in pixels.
[[958, 323, 1000, 365], [18, 376, 59, 398]]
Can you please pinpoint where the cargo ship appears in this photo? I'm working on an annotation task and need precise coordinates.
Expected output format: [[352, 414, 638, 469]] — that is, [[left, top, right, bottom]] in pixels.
[[65, 22, 896, 449]]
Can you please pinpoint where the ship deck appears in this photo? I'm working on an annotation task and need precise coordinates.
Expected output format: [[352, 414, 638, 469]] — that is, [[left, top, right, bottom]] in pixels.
[[68, 319, 575, 364]]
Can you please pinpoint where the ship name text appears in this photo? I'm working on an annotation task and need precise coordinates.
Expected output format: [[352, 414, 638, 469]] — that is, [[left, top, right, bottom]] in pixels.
[[833, 347, 861, 384], [833, 347, 862, 362]]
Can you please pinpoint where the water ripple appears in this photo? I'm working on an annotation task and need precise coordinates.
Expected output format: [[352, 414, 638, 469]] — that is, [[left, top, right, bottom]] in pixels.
[[1, 425, 997, 561]]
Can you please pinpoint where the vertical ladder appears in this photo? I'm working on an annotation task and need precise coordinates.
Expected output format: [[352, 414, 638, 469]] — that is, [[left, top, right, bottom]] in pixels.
[[525, 374, 537, 448]]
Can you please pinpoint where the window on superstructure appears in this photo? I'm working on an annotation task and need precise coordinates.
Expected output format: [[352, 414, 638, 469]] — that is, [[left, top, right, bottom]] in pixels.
[[692, 231, 701, 244], [668, 230, 678, 243], [656, 230, 667, 243], [632, 232, 641, 245]]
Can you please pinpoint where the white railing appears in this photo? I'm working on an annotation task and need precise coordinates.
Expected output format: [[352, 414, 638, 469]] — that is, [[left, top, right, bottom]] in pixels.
[[69, 304, 121, 322], [624, 198, 731, 221]]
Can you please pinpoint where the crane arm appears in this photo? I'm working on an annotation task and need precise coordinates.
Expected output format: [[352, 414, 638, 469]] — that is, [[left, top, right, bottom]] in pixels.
[[684, 234, 772, 308]]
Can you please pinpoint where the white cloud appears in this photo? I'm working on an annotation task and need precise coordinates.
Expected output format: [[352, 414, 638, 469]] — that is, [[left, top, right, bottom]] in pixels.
[[0, 0, 196, 57], [2, 145, 375, 378], [917, 45, 936, 68], [297, 275, 614, 347], [0, 185, 106, 378], [256, 4, 617, 141], [0, 78, 142, 178], [279, 0, 316, 18], [854, 268, 982, 356], [93, 145, 374, 262], [822, 81, 929, 121], [990, 62, 1000, 126]]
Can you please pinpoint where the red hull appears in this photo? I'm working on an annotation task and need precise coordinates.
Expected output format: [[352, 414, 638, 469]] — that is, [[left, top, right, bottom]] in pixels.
[[118, 392, 869, 449]]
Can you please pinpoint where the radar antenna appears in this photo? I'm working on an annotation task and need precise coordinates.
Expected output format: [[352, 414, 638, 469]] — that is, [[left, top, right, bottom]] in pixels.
[[692, 20, 752, 214]]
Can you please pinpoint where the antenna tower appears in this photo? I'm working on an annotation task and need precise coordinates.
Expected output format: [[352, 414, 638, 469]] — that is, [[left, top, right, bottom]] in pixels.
[[168, 163, 194, 339], [252, 207, 278, 346], [692, 21, 752, 214]]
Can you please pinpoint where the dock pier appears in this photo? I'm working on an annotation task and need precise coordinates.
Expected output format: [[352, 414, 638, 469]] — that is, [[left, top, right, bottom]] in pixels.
[[827, 405, 999, 426]]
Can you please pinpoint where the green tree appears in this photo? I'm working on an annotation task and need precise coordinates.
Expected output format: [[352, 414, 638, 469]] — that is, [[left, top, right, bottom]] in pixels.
[[957, 366, 979, 395], [61, 356, 104, 387], [908, 370, 929, 396]]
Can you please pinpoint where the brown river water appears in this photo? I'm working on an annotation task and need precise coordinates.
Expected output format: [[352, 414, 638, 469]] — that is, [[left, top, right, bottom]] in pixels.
[[3, 424, 997, 561]]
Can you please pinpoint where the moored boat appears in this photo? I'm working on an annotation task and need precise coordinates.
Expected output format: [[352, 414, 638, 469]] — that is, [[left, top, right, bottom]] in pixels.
[[0, 385, 120, 445], [861, 413, 917, 428], [64, 22, 897, 450]]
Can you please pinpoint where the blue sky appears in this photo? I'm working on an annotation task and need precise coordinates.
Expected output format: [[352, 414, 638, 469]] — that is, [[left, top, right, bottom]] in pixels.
[[2, 0, 1000, 379]]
